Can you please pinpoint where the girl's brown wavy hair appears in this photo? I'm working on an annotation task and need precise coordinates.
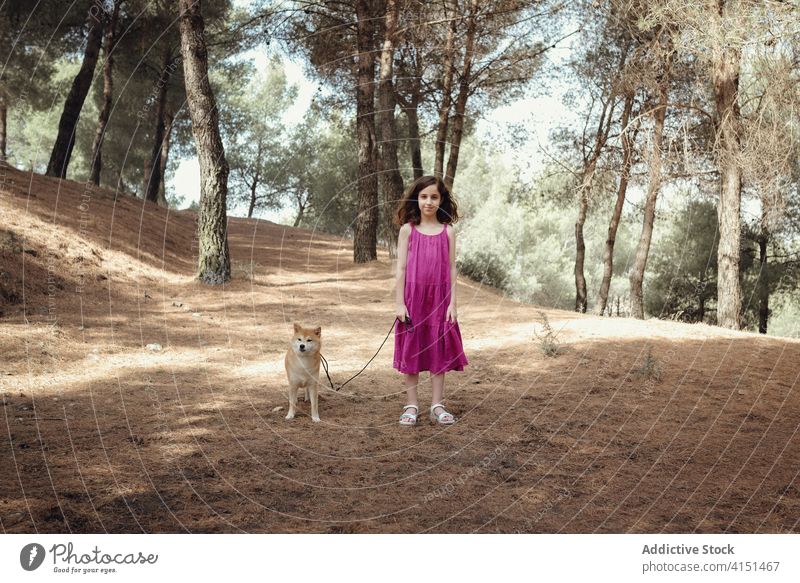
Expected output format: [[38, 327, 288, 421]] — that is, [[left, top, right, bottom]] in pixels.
[[393, 175, 460, 227]]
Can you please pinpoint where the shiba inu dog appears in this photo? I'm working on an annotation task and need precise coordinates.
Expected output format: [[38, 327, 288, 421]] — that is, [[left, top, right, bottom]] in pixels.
[[284, 323, 322, 422]]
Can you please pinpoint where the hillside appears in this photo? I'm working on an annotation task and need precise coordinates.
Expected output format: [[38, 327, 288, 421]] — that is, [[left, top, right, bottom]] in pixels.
[[1, 163, 798, 533]]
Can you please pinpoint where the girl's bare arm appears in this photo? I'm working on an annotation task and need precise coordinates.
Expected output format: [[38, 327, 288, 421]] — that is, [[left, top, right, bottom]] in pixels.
[[395, 224, 411, 316], [447, 225, 457, 308]]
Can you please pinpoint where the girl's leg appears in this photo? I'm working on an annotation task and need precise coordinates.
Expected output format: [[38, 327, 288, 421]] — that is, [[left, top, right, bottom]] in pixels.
[[431, 372, 445, 415], [404, 373, 420, 408], [430, 372, 455, 423]]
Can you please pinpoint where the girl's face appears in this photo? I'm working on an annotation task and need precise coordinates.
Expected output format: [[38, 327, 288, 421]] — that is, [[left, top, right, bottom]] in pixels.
[[417, 184, 441, 218]]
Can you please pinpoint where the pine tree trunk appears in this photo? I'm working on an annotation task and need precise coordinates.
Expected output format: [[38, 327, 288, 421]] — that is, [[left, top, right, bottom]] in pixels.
[[574, 94, 614, 313], [434, 0, 457, 180], [378, 0, 404, 259], [394, 50, 423, 179], [713, 1, 743, 330], [246, 139, 262, 219], [293, 200, 305, 227], [142, 157, 151, 198], [143, 51, 173, 204], [178, 0, 230, 285], [157, 110, 173, 207], [629, 56, 671, 320], [444, 0, 478, 189], [574, 187, 589, 313], [406, 53, 424, 179], [396, 80, 423, 179], [596, 93, 635, 315], [353, 0, 379, 263], [247, 179, 257, 219], [89, 0, 119, 186], [0, 95, 7, 162], [757, 230, 769, 334], [406, 102, 423, 179], [46, 6, 105, 178]]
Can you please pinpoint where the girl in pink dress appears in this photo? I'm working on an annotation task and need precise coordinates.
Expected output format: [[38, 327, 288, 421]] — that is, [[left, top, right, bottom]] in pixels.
[[393, 176, 469, 426]]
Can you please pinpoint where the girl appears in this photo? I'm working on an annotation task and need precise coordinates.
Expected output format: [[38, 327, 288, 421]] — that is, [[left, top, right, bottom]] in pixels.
[[393, 175, 469, 426]]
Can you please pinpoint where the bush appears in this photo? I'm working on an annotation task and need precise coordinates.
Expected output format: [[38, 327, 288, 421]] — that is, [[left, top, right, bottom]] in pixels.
[[634, 347, 663, 382], [458, 250, 509, 289], [533, 311, 561, 357]]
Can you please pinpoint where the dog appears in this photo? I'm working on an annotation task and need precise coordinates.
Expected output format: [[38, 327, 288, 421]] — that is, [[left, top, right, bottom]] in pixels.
[[284, 322, 322, 422]]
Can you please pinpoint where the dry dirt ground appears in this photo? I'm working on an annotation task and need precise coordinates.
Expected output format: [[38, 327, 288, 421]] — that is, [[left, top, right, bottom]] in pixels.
[[1, 163, 799, 533]]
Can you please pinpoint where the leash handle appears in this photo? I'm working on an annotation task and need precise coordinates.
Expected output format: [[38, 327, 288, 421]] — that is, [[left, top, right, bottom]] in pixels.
[[320, 317, 408, 392]]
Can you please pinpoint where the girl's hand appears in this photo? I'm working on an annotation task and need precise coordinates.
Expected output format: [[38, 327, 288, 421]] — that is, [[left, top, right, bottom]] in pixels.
[[446, 304, 457, 324], [395, 304, 409, 322]]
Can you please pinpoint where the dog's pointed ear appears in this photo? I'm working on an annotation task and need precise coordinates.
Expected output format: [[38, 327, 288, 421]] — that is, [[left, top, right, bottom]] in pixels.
[[314, 326, 321, 337], [293, 322, 300, 333]]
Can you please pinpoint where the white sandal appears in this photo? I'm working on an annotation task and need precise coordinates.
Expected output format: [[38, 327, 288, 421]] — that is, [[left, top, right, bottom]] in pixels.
[[430, 403, 455, 425], [399, 404, 419, 426]]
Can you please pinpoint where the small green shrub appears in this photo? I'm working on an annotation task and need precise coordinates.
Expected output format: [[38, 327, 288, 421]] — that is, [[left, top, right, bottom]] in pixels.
[[635, 347, 663, 382], [458, 251, 509, 289], [534, 310, 560, 357]]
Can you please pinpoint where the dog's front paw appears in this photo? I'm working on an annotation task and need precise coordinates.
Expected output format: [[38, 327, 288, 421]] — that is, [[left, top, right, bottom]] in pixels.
[[285, 412, 295, 420], [311, 416, 321, 423]]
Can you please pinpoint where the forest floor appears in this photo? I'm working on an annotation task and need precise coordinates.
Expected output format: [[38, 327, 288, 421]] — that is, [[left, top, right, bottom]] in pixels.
[[1, 163, 799, 533]]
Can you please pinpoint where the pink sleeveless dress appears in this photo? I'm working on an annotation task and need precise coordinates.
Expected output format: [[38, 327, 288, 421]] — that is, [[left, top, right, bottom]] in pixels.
[[393, 222, 469, 374]]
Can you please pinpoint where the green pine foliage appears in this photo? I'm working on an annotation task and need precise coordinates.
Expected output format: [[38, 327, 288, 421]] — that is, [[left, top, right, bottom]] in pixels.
[[644, 198, 719, 322], [454, 140, 637, 311], [216, 56, 299, 217]]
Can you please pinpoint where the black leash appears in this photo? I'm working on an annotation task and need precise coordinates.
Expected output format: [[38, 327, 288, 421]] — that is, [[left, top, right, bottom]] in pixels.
[[320, 316, 412, 392]]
